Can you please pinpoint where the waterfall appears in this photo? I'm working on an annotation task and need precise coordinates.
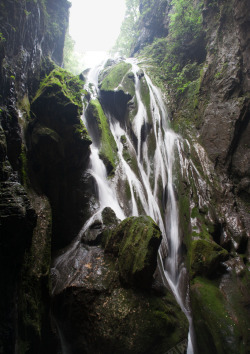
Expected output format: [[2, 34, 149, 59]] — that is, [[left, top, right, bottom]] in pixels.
[[53, 58, 195, 353]]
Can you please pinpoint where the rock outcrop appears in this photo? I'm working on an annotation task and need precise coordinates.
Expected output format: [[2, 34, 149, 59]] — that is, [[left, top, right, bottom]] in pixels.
[[52, 212, 188, 354], [130, 0, 250, 352], [0, 0, 92, 352], [29, 67, 92, 249]]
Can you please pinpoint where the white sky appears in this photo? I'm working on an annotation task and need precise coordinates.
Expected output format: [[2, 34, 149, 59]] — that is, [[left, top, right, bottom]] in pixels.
[[69, 0, 126, 67]]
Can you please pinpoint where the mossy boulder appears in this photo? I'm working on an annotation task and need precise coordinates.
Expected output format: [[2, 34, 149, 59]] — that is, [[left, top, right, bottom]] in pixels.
[[104, 215, 162, 289], [99, 61, 135, 124], [52, 215, 188, 354], [99, 62, 135, 97], [191, 277, 244, 354], [32, 67, 83, 122], [86, 99, 117, 174], [190, 239, 229, 278]]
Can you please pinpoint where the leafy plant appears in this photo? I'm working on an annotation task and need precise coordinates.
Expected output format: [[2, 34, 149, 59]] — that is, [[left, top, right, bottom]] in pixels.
[[139, 0, 204, 96]]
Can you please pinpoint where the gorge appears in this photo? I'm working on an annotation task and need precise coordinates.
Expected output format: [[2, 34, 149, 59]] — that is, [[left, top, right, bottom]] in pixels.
[[0, 0, 249, 353]]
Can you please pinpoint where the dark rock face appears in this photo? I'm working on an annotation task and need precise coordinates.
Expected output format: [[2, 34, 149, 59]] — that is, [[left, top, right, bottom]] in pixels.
[[29, 68, 92, 250], [52, 215, 188, 354], [0, 0, 74, 352], [0, 181, 37, 353], [132, 0, 170, 54]]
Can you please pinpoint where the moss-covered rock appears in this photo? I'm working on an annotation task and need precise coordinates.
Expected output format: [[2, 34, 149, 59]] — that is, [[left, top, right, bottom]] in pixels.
[[104, 215, 162, 289], [52, 215, 188, 354], [86, 99, 117, 174], [191, 277, 244, 354], [99, 61, 135, 124], [32, 67, 84, 125], [99, 62, 135, 97], [29, 67, 92, 250], [190, 239, 229, 278]]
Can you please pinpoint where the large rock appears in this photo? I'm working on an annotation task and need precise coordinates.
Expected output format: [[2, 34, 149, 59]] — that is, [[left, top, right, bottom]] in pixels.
[[190, 239, 229, 278], [99, 61, 135, 124], [29, 67, 92, 250], [104, 215, 162, 289], [52, 215, 188, 354]]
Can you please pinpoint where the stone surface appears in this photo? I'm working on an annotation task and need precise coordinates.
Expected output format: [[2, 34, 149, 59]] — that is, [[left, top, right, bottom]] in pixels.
[[104, 215, 162, 289], [29, 67, 92, 250], [52, 216, 188, 354]]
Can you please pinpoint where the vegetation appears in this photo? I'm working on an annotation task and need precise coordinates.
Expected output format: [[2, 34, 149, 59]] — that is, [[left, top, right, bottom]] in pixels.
[[33, 67, 84, 112], [139, 0, 204, 96], [191, 277, 242, 353], [104, 215, 162, 288], [111, 0, 139, 56]]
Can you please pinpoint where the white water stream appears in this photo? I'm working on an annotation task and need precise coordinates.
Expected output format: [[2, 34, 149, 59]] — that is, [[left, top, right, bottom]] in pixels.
[[54, 59, 195, 353]]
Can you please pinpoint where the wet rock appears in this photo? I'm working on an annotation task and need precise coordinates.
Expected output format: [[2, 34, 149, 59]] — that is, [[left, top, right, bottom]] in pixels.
[[85, 99, 117, 174], [190, 239, 229, 278], [191, 276, 246, 354], [83, 220, 103, 245], [28, 67, 92, 250], [104, 215, 162, 289], [102, 206, 120, 227], [99, 61, 135, 124], [52, 216, 188, 354]]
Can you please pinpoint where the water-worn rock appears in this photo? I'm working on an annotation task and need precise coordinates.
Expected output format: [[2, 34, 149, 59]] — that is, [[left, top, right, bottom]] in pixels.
[[99, 61, 135, 124], [104, 215, 162, 289], [52, 216, 188, 354], [85, 98, 117, 174]]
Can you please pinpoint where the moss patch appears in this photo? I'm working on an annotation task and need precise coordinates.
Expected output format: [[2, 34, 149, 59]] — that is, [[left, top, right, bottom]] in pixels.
[[100, 62, 135, 97], [88, 99, 117, 174], [104, 215, 162, 289], [190, 239, 228, 278], [32, 66, 84, 117], [191, 277, 242, 354]]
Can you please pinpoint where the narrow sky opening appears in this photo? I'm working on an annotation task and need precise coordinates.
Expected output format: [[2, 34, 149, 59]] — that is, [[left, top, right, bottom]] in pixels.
[[69, 0, 126, 68]]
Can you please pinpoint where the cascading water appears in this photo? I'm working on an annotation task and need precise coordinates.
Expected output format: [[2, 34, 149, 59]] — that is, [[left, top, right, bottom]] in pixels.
[[53, 58, 195, 353]]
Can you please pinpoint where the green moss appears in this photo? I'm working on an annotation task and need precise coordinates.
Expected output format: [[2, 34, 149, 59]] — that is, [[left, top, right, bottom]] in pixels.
[[100, 62, 135, 97], [73, 120, 91, 143], [191, 277, 242, 353], [33, 67, 84, 115], [190, 239, 228, 278], [89, 99, 117, 173], [105, 216, 162, 289]]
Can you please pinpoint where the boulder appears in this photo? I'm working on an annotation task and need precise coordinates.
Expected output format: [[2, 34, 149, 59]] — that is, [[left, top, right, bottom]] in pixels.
[[104, 215, 162, 289], [99, 62, 135, 124], [190, 239, 229, 278], [52, 215, 188, 354]]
